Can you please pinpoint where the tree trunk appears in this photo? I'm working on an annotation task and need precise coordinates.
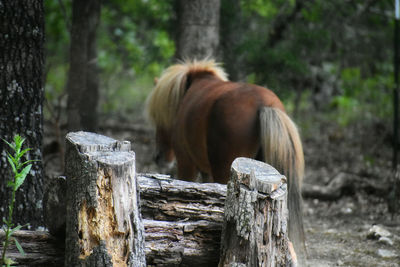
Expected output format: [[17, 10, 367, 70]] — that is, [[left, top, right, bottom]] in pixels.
[[219, 158, 294, 267], [176, 0, 220, 60], [64, 132, 146, 267], [0, 0, 45, 228], [220, 0, 245, 81], [66, 0, 100, 132]]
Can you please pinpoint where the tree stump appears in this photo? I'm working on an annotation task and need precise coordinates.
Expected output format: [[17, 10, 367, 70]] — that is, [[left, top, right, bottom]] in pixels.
[[64, 131, 145, 267], [219, 157, 294, 267]]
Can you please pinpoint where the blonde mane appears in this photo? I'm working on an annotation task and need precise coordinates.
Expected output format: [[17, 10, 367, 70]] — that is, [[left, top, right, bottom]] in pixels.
[[145, 59, 228, 130]]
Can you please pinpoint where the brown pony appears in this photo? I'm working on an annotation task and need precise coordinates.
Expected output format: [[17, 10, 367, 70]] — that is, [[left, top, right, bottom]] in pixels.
[[145, 59, 305, 252]]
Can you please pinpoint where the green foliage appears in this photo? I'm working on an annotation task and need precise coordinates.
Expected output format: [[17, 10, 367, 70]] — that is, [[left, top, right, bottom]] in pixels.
[[97, 1, 176, 113], [331, 65, 393, 126], [1, 135, 35, 267], [43, 0, 395, 127], [234, 0, 394, 127], [44, 0, 177, 117]]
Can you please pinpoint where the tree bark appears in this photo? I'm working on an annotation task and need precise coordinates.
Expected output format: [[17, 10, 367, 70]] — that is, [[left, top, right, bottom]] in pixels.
[[176, 0, 220, 60], [0, 230, 64, 267], [220, 0, 245, 81], [64, 132, 146, 267], [0, 0, 45, 228], [66, 0, 100, 132], [43, 176, 67, 239], [219, 158, 294, 267], [139, 173, 226, 266]]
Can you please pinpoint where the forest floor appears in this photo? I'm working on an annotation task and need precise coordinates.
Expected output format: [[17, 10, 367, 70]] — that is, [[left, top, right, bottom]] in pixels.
[[45, 111, 400, 267]]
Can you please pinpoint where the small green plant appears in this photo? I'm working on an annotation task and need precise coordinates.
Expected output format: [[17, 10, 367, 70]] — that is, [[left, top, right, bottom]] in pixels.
[[1, 135, 35, 267]]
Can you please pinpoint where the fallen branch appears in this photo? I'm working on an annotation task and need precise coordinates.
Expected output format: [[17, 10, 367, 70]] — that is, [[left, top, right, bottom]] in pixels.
[[302, 172, 389, 201]]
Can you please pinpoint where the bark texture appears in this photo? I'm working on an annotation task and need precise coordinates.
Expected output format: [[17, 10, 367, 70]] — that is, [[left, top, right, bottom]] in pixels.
[[220, 0, 245, 81], [0, 0, 45, 228], [219, 158, 293, 267], [139, 173, 226, 266], [0, 230, 64, 267], [176, 0, 220, 59], [43, 176, 67, 239], [66, 0, 100, 132], [64, 132, 145, 267]]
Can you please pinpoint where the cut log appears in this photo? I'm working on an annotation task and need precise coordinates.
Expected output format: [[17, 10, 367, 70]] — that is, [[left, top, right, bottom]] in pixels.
[[0, 230, 64, 267], [138, 173, 226, 266], [64, 131, 146, 267], [139, 173, 226, 223], [219, 157, 294, 267]]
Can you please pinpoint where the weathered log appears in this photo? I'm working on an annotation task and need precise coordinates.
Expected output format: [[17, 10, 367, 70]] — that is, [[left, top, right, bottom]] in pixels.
[[138, 173, 226, 266], [139, 173, 226, 223], [0, 230, 64, 267], [65, 131, 146, 266], [219, 157, 294, 267]]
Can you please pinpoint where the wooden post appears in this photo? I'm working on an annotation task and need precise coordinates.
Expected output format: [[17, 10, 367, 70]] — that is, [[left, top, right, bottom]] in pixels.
[[219, 157, 294, 267], [64, 131, 145, 267]]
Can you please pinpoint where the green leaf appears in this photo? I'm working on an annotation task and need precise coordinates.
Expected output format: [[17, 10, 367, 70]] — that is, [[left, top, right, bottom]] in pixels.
[[15, 164, 31, 190], [19, 148, 31, 158], [2, 138, 14, 150], [21, 159, 40, 168], [13, 135, 24, 155], [6, 152, 16, 165], [10, 224, 24, 236], [3, 257, 16, 266], [12, 237, 25, 256], [6, 181, 14, 188], [6, 155, 17, 174]]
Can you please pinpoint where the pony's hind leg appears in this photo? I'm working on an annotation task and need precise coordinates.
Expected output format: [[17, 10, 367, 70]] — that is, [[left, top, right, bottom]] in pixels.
[[176, 156, 198, 182], [209, 158, 232, 184], [200, 171, 213, 183]]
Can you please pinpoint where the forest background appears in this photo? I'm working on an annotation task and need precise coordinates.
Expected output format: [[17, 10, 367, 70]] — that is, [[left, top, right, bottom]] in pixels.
[[46, 0, 394, 127]]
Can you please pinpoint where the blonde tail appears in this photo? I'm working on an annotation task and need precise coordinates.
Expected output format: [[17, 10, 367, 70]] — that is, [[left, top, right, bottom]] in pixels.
[[259, 107, 305, 255]]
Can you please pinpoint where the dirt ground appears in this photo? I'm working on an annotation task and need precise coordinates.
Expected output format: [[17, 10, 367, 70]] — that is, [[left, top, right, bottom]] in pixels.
[[45, 113, 400, 267]]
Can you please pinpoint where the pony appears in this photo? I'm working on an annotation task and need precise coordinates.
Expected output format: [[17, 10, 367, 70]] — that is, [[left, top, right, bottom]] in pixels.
[[145, 59, 305, 254]]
